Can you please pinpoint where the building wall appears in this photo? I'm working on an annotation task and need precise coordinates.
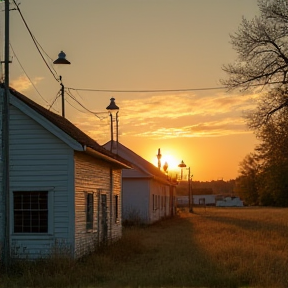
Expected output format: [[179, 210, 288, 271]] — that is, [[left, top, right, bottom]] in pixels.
[[149, 180, 170, 223], [0, 90, 4, 257], [74, 152, 122, 258], [122, 178, 150, 223], [123, 178, 174, 224], [8, 104, 75, 259]]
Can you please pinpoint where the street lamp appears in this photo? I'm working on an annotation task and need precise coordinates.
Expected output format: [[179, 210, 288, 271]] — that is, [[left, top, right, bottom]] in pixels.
[[178, 160, 186, 180], [178, 160, 193, 213], [53, 51, 71, 118], [106, 98, 119, 152]]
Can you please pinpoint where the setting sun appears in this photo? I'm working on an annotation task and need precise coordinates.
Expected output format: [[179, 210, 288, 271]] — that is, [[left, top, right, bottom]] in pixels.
[[151, 148, 183, 173], [161, 154, 180, 171]]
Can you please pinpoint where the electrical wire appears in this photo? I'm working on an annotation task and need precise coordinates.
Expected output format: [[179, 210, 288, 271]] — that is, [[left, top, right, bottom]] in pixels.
[[67, 80, 285, 94], [12, 0, 285, 116], [66, 89, 107, 119], [66, 86, 226, 93], [12, 0, 59, 82], [48, 90, 61, 111], [10, 43, 50, 105]]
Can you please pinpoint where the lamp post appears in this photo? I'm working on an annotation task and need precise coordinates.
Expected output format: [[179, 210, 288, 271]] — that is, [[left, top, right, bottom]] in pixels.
[[106, 98, 119, 153], [178, 160, 193, 213], [156, 148, 162, 169], [178, 160, 186, 180], [53, 51, 71, 118]]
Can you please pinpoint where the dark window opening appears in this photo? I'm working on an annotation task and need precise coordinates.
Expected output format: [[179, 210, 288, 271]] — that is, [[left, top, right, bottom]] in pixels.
[[115, 195, 119, 222], [14, 191, 48, 233], [86, 193, 94, 230]]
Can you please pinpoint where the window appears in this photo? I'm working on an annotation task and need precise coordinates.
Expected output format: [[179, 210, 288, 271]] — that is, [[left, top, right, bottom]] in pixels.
[[114, 195, 119, 222], [14, 191, 48, 233], [86, 193, 94, 231], [153, 194, 156, 210]]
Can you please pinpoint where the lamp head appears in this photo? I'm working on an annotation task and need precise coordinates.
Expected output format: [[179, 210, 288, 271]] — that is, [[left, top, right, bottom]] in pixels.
[[178, 160, 186, 168], [106, 98, 119, 112], [53, 51, 71, 65]]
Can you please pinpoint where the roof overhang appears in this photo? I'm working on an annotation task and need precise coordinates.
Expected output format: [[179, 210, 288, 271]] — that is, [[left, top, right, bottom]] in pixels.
[[84, 147, 131, 169]]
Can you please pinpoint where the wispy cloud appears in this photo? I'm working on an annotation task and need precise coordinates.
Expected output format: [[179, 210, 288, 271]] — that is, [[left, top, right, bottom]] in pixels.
[[10, 75, 43, 93], [75, 91, 258, 141]]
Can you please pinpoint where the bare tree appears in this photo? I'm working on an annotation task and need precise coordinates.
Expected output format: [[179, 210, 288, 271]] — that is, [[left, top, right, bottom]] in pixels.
[[235, 153, 260, 205], [221, 0, 288, 126]]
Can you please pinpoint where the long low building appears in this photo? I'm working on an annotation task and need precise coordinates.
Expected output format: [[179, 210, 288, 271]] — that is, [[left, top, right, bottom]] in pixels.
[[177, 195, 216, 206], [177, 195, 244, 207], [216, 196, 244, 207]]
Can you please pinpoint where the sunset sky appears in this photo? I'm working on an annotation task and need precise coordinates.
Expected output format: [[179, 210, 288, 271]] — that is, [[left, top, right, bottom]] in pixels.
[[0, 0, 261, 181]]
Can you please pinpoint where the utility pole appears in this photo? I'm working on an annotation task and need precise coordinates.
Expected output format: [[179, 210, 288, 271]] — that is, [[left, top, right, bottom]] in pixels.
[[53, 51, 71, 118], [1, 0, 11, 268]]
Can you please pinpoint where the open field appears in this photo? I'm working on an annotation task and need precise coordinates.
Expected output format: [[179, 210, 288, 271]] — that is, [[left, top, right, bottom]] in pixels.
[[1, 207, 288, 288]]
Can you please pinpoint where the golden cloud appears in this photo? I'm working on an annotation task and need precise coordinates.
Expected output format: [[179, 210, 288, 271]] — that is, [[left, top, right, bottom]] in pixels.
[[10, 75, 43, 93], [74, 91, 258, 142]]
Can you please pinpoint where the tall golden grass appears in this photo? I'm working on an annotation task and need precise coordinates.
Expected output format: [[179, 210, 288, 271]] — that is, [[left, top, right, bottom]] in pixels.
[[1, 207, 287, 288]]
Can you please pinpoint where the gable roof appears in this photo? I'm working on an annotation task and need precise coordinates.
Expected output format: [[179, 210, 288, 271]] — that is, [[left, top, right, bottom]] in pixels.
[[3, 85, 131, 168], [103, 141, 176, 185]]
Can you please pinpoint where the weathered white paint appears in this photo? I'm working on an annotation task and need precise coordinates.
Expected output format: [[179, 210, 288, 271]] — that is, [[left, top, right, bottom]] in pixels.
[[9, 104, 75, 258], [74, 152, 122, 258], [0, 91, 125, 260], [10, 95, 84, 152]]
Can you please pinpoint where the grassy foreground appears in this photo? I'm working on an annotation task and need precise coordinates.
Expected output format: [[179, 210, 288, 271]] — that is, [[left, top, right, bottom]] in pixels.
[[1, 207, 288, 288]]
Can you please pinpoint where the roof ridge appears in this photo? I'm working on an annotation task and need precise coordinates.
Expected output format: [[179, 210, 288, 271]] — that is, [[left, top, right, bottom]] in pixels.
[[6, 86, 130, 165]]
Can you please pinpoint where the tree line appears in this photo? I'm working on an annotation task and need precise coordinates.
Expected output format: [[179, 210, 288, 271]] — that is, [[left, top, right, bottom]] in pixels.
[[222, 0, 288, 206]]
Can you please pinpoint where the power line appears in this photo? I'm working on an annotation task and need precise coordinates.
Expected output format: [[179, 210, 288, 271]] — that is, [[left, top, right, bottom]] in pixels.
[[10, 43, 50, 105], [66, 89, 107, 119], [67, 86, 226, 93], [48, 90, 61, 111], [12, 0, 59, 82]]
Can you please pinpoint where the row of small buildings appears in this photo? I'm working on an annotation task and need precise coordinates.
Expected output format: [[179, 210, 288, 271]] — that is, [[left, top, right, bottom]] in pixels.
[[0, 86, 176, 260], [177, 195, 243, 207]]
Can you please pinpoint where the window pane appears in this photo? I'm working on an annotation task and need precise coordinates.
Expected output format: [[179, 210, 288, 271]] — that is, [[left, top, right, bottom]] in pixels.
[[31, 194, 39, 209], [22, 194, 31, 210], [13, 191, 48, 233], [39, 194, 48, 209], [14, 193, 22, 210]]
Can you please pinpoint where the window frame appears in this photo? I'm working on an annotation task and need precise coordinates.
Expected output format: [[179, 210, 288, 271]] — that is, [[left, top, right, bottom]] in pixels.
[[13, 190, 52, 234], [86, 192, 94, 232]]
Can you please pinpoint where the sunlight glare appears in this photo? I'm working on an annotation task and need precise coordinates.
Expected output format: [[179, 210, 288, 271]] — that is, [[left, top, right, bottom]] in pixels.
[[161, 154, 180, 171]]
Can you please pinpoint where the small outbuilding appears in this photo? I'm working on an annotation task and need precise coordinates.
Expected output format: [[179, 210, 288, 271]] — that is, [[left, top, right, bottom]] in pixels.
[[103, 141, 177, 224], [0, 86, 131, 259]]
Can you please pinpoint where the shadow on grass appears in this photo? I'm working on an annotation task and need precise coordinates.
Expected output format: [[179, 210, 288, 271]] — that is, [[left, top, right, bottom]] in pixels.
[[100, 214, 249, 288], [1, 212, 267, 288]]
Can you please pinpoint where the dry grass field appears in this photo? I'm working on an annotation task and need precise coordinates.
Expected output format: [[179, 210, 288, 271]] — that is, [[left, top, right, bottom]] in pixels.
[[1, 207, 287, 288]]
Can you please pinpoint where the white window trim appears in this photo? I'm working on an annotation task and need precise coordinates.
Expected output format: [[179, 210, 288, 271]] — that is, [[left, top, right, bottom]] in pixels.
[[11, 187, 54, 236]]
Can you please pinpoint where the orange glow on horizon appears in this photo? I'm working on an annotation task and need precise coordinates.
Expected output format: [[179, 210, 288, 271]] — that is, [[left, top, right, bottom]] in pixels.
[[151, 149, 184, 173]]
